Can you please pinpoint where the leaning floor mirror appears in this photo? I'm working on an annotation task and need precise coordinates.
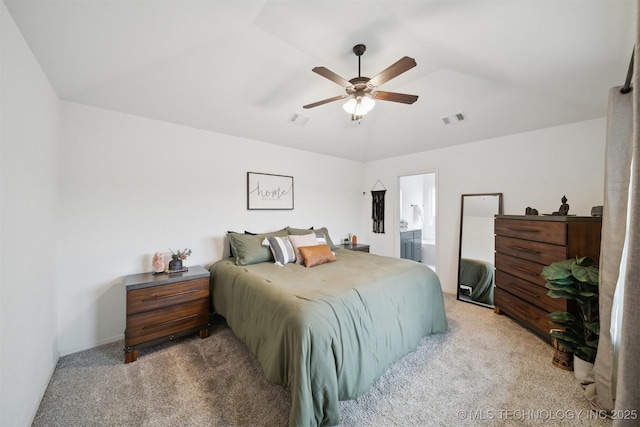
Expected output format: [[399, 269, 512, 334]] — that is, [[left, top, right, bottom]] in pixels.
[[457, 193, 503, 308]]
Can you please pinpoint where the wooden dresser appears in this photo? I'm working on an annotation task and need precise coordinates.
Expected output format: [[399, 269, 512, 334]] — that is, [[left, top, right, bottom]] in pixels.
[[494, 215, 601, 342], [124, 266, 210, 363]]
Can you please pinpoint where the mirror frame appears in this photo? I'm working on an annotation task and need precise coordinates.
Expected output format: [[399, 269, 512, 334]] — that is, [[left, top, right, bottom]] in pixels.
[[456, 193, 503, 307]]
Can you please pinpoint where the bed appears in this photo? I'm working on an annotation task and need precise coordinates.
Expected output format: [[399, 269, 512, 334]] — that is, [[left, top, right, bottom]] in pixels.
[[458, 258, 494, 305], [209, 231, 447, 427]]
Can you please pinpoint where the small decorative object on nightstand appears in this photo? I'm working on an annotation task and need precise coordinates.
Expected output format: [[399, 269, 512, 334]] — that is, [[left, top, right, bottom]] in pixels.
[[341, 243, 370, 253], [123, 265, 210, 363], [168, 248, 191, 273], [152, 252, 165, 274]]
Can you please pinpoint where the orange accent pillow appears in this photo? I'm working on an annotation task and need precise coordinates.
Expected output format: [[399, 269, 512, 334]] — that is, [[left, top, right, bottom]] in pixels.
[[298, 244, 336, 268]]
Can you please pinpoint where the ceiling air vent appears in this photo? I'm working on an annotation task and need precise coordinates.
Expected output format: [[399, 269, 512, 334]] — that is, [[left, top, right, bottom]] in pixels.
[[441, 111, 466, 125], [289, 113, 309, 126]]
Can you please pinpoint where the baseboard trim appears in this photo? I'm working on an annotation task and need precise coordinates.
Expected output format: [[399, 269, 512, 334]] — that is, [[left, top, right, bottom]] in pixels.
[[59, 334, 124, 357]]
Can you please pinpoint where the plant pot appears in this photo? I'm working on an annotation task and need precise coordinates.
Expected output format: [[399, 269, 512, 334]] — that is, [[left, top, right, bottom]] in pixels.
[[168, 257, 183, 271], [573, 355, 594, 384], [550, 333, 573, 371]]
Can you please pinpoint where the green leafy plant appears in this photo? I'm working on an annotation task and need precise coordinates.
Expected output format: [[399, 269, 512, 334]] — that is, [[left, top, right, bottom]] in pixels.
[[170, 248, 192, 260], [542, 256, 599, 363]]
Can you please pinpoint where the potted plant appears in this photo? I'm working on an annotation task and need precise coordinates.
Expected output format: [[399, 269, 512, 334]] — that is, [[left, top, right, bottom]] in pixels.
[[169, 248, 192, 271], [542, 256, 599, 378]]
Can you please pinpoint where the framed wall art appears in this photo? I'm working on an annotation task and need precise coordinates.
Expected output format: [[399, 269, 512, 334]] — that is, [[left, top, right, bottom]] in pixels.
[[247, 172, 294, 210]]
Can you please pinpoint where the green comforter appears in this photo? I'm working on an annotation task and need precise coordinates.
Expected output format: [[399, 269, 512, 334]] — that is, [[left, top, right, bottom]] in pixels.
[[210, 249, 447, 426]]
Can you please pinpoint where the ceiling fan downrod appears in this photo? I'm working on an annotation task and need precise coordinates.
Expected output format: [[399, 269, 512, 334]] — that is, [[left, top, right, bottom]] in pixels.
[[353, 44, 366, 78]]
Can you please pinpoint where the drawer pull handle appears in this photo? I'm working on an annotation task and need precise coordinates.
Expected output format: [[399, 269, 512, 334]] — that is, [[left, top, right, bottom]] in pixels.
[[509, 245, 540, 254], [507, 227, 540, 233], [142, 314, 198, 330], [143, 289, 198, 302], [514, 285, 540, 299], [510, 304, 540, 321], [509, 263, 538, 276]]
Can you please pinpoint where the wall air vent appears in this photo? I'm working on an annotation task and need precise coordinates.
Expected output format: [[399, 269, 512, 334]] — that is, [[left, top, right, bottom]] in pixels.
[[441, 111, 466, 125], [288, 113, 309, 126]]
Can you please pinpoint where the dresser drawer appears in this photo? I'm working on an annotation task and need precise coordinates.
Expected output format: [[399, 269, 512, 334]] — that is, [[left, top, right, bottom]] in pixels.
[[495, 289, 553, 338], [125, 298, 209, 347], [495, 252, 547, 287], [495, 218, 566, 245], [495, 235, 566, 266], [495, 270, 566, 313], [127, 277, 209, 315]]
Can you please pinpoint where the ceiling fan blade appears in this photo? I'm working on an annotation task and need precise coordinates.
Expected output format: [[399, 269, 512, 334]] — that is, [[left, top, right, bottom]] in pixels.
[[368, 56, 417, 87], [373, 91, 418, 104], [303, 95, 348, 109], [312, 67, 352, 88]]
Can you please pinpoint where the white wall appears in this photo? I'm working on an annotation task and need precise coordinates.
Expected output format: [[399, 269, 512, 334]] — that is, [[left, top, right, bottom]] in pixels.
[[57, 102, 364, 355], [362, 118, 606, 295], [0, 3, 61, 425]]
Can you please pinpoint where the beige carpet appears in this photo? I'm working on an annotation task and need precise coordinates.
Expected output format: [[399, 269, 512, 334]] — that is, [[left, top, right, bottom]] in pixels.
[[33, 294, 611, 426]]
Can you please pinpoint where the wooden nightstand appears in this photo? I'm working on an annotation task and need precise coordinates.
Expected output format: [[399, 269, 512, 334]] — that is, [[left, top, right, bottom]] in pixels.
[[341, 243, 370, 253], [124, 265, 210, 363]]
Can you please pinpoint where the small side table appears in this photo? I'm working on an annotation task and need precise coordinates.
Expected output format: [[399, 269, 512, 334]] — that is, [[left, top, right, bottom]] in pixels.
[[341, 243, 370, 253], [124, 265, 210, 363]]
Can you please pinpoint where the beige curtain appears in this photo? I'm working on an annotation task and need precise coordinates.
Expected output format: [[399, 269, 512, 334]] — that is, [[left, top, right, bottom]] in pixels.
[[586, 5, 640, 423]]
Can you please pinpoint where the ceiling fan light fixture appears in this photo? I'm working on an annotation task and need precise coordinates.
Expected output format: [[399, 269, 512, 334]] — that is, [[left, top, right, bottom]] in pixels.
[[343, 94, 375, 116]]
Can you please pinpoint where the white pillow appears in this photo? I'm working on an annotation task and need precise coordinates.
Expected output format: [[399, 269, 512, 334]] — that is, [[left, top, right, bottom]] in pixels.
[[288, 233, 320, 265], [265, 236, 296, 266]]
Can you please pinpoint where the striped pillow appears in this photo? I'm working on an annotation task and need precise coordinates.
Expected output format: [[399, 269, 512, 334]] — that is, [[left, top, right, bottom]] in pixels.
[[266, 236, 296, 266], [315, 232, 327, 245]]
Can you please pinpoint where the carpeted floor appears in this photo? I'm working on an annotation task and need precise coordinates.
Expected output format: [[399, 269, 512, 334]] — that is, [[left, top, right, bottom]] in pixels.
[[33, 293, 610, 426]]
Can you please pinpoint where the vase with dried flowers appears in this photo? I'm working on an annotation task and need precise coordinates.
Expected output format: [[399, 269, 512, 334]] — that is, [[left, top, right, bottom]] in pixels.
[[168, 248, 192, 272]]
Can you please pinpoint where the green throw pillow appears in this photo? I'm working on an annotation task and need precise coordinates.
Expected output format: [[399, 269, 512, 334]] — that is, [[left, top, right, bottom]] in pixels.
[[228, 228, 288, 265]]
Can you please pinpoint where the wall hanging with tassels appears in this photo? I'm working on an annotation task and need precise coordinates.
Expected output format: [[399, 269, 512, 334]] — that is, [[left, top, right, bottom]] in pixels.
[[371, 179, 386, 233]]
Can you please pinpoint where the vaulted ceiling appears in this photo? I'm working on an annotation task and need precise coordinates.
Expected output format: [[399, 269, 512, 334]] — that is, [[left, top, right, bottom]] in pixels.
[[4, 0, 635, 162]]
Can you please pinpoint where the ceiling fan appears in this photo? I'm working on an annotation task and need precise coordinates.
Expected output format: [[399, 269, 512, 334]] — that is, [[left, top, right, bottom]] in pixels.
[[303, 44, 418, 121]]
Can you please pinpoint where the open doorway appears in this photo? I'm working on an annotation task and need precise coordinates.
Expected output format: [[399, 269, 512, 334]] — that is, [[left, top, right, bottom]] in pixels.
[[399, 172, 437, 271]]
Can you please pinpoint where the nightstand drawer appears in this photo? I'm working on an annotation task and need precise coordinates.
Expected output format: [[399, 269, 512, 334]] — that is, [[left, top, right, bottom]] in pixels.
[[495, 253, 546, 287], [125, 298, 209, 347], [495, 235, 565, 266], [495, 270, 565, 313], [495, 218, 566, 245], [127, 277, 209, 315]]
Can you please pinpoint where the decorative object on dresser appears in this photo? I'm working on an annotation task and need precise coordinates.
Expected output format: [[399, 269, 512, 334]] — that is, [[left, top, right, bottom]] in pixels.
[[551, 195, 570, 216], [542, 256, 599, 377], [168, 248, 191, 273], [152, 252, 165, 274], [493, 215, 601, 343], [525, 207, 539, 215], [400, 229, 422, 262], [124, 265, 210, 363]]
